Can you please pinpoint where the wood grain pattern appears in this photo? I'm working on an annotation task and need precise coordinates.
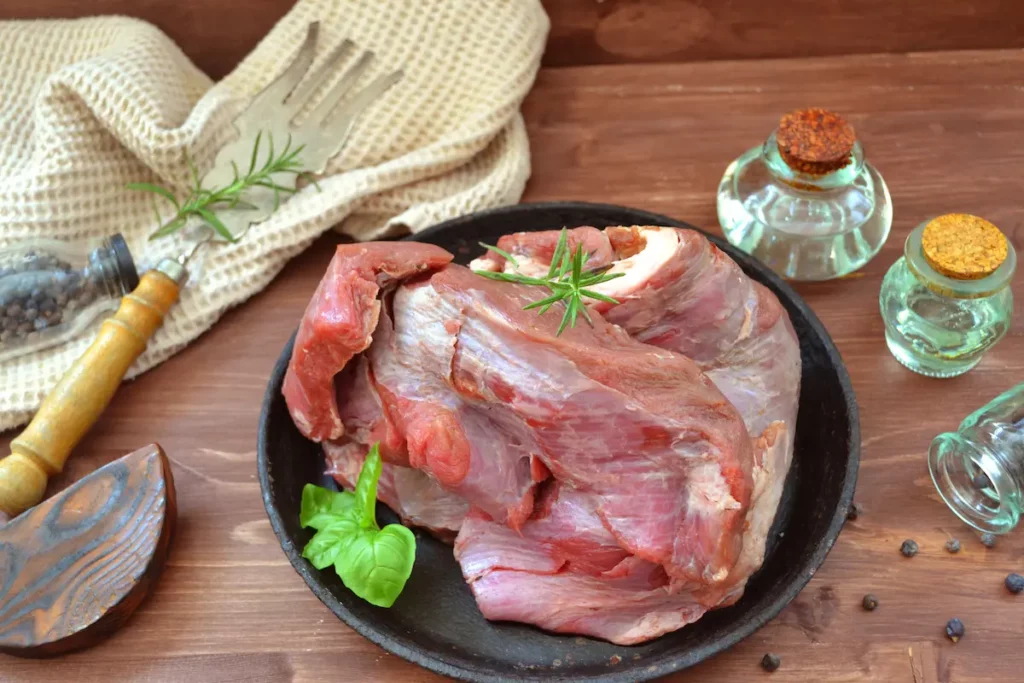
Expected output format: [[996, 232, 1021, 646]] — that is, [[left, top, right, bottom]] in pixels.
[[541, 0, 1024, 67], [0, 269, 182, 518], [3, 1, 1024, 78], [0, 21, 1023, 683], [0, 444, 175, 657]]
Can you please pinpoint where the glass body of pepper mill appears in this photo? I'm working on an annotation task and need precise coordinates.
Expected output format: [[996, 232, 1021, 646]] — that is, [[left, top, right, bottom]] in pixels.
[[930, 383, 1024, 535], [880, 214, 1014, 377], [717, 107, 892, 281], [0, 234, 139, 362]]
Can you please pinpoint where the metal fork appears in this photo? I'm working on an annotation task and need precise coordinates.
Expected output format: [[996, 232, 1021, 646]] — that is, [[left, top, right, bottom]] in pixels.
[[191, 21, 404, 247], [0, 23, 405, 521]]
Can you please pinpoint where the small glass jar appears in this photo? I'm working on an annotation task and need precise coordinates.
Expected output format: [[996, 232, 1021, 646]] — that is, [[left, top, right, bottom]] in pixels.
[[0, 234, 139, 362], [930, 383, 1024, 535], [717, 108, 892, 281], [880, 214, 1014, 378]]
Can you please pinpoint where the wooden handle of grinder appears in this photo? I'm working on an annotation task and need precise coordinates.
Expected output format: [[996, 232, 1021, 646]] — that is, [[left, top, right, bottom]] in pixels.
[[0, 259, 187, 519]]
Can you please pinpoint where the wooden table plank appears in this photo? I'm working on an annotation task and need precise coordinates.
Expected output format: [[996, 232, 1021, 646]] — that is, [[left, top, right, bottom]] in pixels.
[[6, 1, 1024, 78], [542, 0, 1024, 67], [4, 48, 1024, 682]]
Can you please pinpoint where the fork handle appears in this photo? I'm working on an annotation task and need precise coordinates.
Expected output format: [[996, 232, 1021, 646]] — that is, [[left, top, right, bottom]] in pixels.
[[0, 259, 187, 519]]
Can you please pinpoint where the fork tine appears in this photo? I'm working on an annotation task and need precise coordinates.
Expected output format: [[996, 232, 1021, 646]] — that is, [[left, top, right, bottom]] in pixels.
[[246, 22, 319, 115], [320, 70, 404, 155], [304, 50, 375, 124], [284, 39, 355, 115]]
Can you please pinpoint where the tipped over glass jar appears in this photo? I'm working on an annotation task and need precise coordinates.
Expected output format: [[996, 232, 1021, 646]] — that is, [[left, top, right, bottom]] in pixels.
[[930, 383, 1024, 535], [717, 107, 892, 280], [0, 234, 139, 362]]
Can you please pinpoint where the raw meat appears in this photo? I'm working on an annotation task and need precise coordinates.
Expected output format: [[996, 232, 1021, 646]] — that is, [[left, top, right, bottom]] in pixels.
[[472, 226, 615, 277], [478, 225, 800, 564], [284, 226, 800, 645], [471, 225, 801, 444], [592, 226, 800, 446], [282, 242, 452, 442], [457, 226, 800, 643], [456, 489, 706, 645]]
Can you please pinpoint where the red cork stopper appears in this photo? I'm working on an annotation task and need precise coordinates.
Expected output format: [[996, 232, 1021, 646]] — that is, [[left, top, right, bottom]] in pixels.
[[776, 108, 856, 175]]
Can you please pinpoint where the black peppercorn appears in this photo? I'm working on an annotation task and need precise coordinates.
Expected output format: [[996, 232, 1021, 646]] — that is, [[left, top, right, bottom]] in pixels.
[[945, 539, 961, 554], [761, 653, 781, 672], [846, 502, 861, 521], [900, 539, 919, 557], [945, 617, 965, 643], [980, 533, 997, 548], [1005, 573, 1024, 594], [862, 594, 879, 611]]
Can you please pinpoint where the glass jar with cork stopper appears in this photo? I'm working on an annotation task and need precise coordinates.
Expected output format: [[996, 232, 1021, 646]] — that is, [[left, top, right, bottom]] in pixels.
[[717, 108, 892, 280], [880, 214, 1015, 377]]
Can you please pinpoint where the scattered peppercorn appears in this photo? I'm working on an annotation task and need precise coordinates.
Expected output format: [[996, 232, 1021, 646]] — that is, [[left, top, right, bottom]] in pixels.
[[1005, 573, 1024, 594], [900, 539, 919, 557], [945, 618, 965, 643], [980, 533, 997, 548], [972, 471, 992, 489], [761, 653, 781, 672], [945, 539, 961, 554], [862, 594, 879, 611], [846, 502, 862, 521]]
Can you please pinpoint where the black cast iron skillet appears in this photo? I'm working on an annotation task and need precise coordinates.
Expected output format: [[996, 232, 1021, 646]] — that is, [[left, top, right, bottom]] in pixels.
[[258, 202, 859, 682]]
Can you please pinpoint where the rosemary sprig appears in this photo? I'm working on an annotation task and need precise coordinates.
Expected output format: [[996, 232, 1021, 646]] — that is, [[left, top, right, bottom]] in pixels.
[[474, 228, 625, 335], [127, 131, 319, 242]]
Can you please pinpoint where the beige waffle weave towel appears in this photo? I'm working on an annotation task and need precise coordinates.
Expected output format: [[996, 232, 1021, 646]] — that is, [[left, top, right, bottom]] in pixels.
[[0, 0, 549, 431]]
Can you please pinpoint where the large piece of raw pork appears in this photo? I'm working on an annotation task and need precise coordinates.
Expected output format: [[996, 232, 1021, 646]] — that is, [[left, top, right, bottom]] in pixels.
[[283, 226, 801, 645]]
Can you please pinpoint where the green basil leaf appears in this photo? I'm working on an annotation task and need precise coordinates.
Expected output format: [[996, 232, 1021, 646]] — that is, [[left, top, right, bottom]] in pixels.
[[334, 524, 417, 608], [300, 443, 417, 608], [302, 516, 360, 570], [354, 444, 383, 529], [300, 483, 357, 530]]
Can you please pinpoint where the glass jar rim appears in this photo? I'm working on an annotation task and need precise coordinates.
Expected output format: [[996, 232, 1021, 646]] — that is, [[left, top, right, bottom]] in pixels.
[[905, 220, 1016, 298], [761, 130, 866, 190]]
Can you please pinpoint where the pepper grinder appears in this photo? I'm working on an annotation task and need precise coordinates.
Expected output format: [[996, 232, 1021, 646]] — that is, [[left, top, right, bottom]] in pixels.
[[0, 256, 188, 518], [0, 234, 139, 363]]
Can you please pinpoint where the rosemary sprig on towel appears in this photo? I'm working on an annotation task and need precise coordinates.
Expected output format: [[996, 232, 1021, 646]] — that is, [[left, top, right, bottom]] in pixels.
[[474, 228, 624, 335], [127, 131, 319, 242]]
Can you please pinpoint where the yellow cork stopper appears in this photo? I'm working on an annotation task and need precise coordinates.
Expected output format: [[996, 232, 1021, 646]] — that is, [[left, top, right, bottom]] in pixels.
[[922, 214, 1008, 280]]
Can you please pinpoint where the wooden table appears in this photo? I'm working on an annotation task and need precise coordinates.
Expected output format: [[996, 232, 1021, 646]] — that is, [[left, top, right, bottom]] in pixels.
[[4, 8, 1024, 683]]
